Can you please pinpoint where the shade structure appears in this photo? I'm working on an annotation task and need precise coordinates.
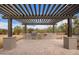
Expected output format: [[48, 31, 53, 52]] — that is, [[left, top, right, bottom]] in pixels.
[[0, 4, 79, 25]]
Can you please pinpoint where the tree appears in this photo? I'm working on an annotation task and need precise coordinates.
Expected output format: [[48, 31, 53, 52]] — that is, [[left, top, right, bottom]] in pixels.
[[0, 29, 7, 34], [57, 23, 67, 34], [13, 26, 22, 35], [73, 19, 79, 34], [47, 27, 53, 33], [28, 28, 34, 33]]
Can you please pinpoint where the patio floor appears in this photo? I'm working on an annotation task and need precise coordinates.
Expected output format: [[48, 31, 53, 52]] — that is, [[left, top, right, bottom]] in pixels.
[[0, 38, 79, 55]]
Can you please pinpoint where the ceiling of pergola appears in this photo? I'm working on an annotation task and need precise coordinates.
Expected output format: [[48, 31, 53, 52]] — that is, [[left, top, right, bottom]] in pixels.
[[0, 4, 79, 25]]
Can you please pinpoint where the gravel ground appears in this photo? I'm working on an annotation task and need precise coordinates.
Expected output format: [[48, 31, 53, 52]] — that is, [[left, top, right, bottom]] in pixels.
[[0, 34, 79, 55]]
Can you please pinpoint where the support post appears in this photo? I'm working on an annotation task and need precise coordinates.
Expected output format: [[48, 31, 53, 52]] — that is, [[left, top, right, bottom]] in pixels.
[[68, 18, 72, 37], [8, 18, 12, 37], [24, 25, 27, 34], [3, 18, 16, 50], [64, 18, 77, 49], [23, 24, 27, 39], [53, 25, 55, 33]]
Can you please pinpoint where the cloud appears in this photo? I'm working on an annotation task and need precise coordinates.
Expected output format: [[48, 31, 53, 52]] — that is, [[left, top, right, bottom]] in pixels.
[[27, 25, 52, 29], [0, 21, 22, 29], [0, 22, 8, 29]]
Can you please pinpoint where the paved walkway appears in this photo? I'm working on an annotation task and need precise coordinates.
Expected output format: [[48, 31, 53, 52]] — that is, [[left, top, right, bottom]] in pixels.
[[0, 39, 79, 55]]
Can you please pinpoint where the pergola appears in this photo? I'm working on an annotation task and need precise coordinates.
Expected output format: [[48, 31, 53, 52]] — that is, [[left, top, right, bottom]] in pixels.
[[0, 4, 79, 50]]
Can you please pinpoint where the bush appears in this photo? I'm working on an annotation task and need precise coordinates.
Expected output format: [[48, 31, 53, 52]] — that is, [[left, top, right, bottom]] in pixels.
[[0, 39, 3, 49]]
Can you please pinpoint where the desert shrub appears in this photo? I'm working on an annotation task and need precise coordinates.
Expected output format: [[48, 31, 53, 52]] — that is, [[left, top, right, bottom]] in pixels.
[[13, 26, 22, 35], [0, 39, 3, 49]]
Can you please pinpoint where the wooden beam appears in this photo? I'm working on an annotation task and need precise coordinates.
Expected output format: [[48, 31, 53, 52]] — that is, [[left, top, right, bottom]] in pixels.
[[3, 15, 75, 19]]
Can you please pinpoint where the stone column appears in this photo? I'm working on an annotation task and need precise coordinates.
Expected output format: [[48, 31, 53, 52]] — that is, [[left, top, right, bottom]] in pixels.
[[3, 18, 16, 50], [64, 18, 77, 49]]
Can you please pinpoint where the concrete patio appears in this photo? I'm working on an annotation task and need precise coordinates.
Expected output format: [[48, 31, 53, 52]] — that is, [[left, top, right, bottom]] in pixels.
[[0, 34, 79, 55]]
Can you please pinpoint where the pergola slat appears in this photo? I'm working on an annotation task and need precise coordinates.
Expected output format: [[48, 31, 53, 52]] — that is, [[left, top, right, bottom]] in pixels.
[[28, 4, 34, 16], [2, 4, 17, 16], [58, 4, 73, 16], [66, 5, 79, 15], [17, 4, 26, 16], [0, 6, 13, 16], [38, 4, 41, 16], [34, 4, 37, 16], [3, 4, 19, 16], [56, 4, 69, 16], [42, 4, 46, 16], [18, 4, 28, 16], [6, 4, 20, 16], [48, 4, 56, 16], [54, 4, 66, 16], [62, 5, 78, 16], [10, 4, 23, 16], [0, 10, 9, 16], [51, 4, 61, 16], [45, 4, 51, 16], [71, 8, 79, 15], [0, 5, 16, 16], [13, 4, 24, 16], [23, 4, 31, 16]]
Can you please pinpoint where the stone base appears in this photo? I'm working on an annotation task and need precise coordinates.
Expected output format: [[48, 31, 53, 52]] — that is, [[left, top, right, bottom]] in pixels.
[[64, 36, 77, 49], [3, 37, 16, 50]]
